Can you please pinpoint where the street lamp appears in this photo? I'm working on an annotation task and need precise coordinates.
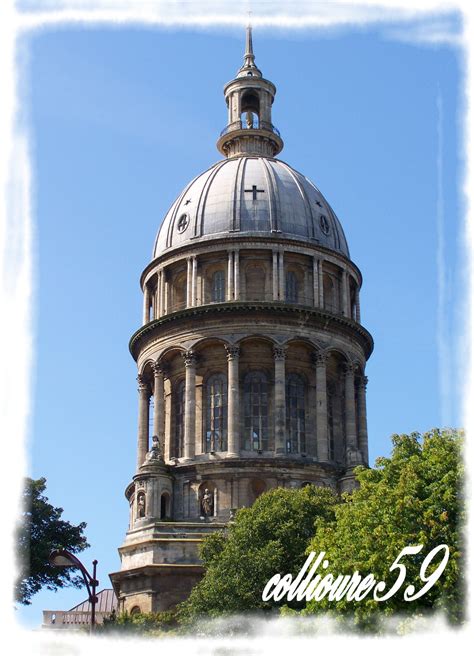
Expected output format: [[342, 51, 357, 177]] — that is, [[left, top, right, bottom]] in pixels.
[[49, 550, 99, 632]]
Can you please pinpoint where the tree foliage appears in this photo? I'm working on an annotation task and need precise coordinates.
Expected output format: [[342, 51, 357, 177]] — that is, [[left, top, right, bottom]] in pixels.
[[178, 485, 338, 621], [98, 610, 178, 636], [304, 429, 465, 629], [16, 477, 89, 605]]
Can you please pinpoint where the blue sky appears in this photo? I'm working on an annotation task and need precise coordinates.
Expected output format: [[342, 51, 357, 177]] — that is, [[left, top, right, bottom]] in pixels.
[[18, 17, 463, 627]]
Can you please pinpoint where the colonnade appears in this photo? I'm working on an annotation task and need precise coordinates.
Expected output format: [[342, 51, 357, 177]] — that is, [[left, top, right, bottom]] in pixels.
[[136, 348, 369, 470], [142, 249, 361, 324]]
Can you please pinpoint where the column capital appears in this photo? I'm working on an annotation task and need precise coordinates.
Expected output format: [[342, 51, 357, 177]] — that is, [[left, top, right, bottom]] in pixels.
[[225, 345, 240, 361], [137, 374, 150, 394], [357, 375, 369, 389], [343, 362, 356, 376], [312, 351, 328, 366], [153, 361, 169, 378], [273, 346, 287, 361], [182, 350, 198, 368]]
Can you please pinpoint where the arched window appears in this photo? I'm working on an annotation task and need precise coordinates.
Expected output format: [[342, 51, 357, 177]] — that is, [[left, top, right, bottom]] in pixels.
[[173, 273, 186, 312], [285, 271, 298, 303], [286, 373, 306, 453], [323, 274, 336, 313], [327, 383, 335, 461], [160, 492, 170, 519], [211, 270, 225, 303], [243, 371, 270, 451], [205, 373, 228, 452], [173, 380, 185, 458]]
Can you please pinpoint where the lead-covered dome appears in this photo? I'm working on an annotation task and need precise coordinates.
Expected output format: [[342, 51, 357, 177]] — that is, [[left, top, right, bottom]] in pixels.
[[153, 156, 349, 258]]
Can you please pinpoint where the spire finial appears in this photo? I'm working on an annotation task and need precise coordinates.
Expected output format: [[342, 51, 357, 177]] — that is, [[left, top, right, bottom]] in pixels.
[[238, 16, 261, 77]]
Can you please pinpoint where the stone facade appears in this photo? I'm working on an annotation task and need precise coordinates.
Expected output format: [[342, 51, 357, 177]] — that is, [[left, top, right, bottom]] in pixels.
[[109, 27, 373, 613]]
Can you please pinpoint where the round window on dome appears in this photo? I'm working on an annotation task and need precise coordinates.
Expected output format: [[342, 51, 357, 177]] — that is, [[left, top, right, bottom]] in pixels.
[[177, 213, 189, 233], [320, 214, 330, 235]]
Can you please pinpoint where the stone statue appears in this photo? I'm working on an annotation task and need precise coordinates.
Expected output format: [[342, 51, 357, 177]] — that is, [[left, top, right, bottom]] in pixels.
[[201, 488, 213, 517], [146, 435, 162, 461], [137, 492, 146, 518]]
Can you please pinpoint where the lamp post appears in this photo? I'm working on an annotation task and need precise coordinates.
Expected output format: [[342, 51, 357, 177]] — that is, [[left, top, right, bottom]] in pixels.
[[49, 550, 99, 633]]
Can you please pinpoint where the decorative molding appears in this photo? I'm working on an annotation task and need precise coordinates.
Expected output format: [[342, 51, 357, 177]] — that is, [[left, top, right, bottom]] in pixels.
[[153, 361, 169, 378], [137, 374, 150, 394], [312, 351, 328, 366], [358, 375, 369, 389], [343, 362, 356, 376], [273, 346, 287, 361], [129, 303, 374, 361], [225, 345, 240, 361], [182, 351, 198, 368]]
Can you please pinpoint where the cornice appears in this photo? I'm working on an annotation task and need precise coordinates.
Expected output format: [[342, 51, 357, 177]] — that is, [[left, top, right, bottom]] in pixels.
[[129, 302, 374, 361]]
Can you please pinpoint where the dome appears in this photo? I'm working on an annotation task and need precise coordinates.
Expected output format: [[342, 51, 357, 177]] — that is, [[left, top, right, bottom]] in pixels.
[[153, 156, 350, 259]]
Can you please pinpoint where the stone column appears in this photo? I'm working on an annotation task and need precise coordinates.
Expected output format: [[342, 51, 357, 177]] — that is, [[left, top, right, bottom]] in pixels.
[[137, 374, 150, 469], [164, 275, 170, 315], [318, 261, 324, 307], [344, 363, 357, 450], [341, 270, 349, 317], [192, 256, 198, 306], [160, 269, 166, 317], [346, 272, 352, 318], [142, 285, 150, 325], [225, 346, 240, 457], [357, 376, 369, 464], [234, 249, 240, 300], [273, 346, 286, 455], [278, 251, 285, 300], [355, 288, 361, 323], [272, 251, 279, 300], [313, 257, 320, 307], [227, 251, 234, 301], [186, 258, 192, 308], [153, 362, 166, 455], [182, 351, 197, 461], [154, 286, 159, 321], [313, 352, 329, 462]]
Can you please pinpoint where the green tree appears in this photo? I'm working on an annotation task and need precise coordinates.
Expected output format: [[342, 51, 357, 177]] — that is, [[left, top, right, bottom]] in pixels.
[[16, 477, 89, 605], [98, 610, 178, 636], [303, 429, 465, 630], [179, 485, 338, 622]]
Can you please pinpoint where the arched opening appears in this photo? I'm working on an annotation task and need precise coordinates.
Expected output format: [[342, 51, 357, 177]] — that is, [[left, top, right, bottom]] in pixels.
[[327, 381, 336, 462], [323, 274, 337, 313], [205, 373, 228, 452], [249, 478, 267, 504], [199, 481, 217, 518], [172, 272, 186, 312], [211, 270, 226, 303], [136, 491, 146, 518], [349, 279, 357, 320], [241, 91, 260, 128], [243, 371, 270, 451], [286, 373, 306, 453], [172, 379, 185, 458], [160, 492, 170, 519], [130, 606, 141, 615]]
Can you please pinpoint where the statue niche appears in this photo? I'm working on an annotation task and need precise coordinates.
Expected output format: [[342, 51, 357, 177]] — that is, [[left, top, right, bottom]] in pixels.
[[200, 486, 214, 518], [137, 491, 146, 518]]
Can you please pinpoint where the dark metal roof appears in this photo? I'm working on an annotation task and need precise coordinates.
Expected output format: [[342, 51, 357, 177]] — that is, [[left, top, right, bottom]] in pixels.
[[69, 588, 117, 613]]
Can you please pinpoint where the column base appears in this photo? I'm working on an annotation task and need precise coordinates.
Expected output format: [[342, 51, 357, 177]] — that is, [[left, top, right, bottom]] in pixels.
[[226, 451, 239, 459]]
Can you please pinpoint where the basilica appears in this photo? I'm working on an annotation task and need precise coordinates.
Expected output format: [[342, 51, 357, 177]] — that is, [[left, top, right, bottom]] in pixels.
[[109, 28, 373, 613]]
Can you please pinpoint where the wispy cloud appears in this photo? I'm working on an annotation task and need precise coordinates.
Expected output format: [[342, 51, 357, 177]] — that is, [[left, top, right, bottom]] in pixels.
[[383, 16, 462, 46]]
